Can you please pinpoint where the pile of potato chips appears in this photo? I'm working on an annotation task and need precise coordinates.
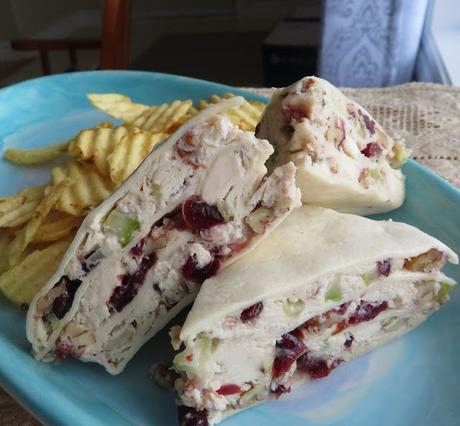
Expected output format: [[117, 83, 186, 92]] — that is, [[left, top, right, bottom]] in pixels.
[[0, 92, 265, 306]]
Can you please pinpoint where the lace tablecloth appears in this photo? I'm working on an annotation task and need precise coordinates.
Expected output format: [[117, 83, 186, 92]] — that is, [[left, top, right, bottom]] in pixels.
[[1, 82, 459, 426]]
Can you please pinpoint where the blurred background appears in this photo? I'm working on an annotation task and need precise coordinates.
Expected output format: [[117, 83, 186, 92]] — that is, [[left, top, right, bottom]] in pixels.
[[0, 0, 457, 88]]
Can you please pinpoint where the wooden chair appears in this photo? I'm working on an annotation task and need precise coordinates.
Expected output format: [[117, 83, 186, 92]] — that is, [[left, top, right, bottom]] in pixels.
[[10, 0, 131, 74]]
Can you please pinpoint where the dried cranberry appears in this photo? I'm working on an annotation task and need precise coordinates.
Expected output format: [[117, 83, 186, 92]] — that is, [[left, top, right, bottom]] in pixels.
[[240, 302, 264, 322], [51, 276, 82, 319], [276, 333, 307, 357], [154, 208, 188, 231], [272, 351, 297, 379], [54, 341, 82, 360], [216, 384, 241, 395], [129, 238, 145, 257], [272, 333, 306, 378], [348, 301, 388, 325], [182, 196, 225, 232], [333, 302, 350, 316], [297, 355, 341, 380], [358, 111, 376, 134], [169, 212, 188, 231], [181, 255, 220, 285], [361, 142, 382, 158], [177, 406, 208, 426], [273, 384, 291, 399], [344, 335, 354, 349], [108, 253, 157, 312], [377, 259, 391, 277], [297, 354, 329, 379]]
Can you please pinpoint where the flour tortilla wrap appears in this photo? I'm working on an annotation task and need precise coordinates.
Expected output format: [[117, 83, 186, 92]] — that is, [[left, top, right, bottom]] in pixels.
[[173, 206, 457, 425], [256, 76, 408, 214], [26, 97, 301, 374]]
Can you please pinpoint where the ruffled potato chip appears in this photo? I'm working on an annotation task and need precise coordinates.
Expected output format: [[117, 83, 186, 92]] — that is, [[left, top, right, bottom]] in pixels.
[[0, 230, 13, 253], [3, 142, 68, 165], [197, 93, 265, 131], [133, 100, 193, 133], [87, 93, 150, 123], [53, 161, 114, 216], [0, 237, 71, 305], [0, 185, 46, 228], [32, 212, 83, 243], [68, 125, 130, 177], [0, 180, 69, 272], [108, 131, 166, 185]]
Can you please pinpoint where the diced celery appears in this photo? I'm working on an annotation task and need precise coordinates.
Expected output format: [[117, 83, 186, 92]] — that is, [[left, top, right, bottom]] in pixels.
[[173, 348, 193, 373], [439, 282, 454, 303], [173, 338, 220, 376], [282, 299, 305, 317], [391, 141, 409, 167], [361, 271, 376, 286], [325, 287, 342, 302], [104, 208, 140, 247], [49, 315, 61, 332], [370, 168, 381, 181], [150, 184, 162, 200]]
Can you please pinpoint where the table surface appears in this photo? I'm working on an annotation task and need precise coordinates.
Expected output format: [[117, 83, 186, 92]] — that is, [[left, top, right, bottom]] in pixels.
[[1, 82, 459, 426]]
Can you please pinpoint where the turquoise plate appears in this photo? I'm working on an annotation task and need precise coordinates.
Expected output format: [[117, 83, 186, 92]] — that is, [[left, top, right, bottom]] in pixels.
[[0, 71, 458, 426]]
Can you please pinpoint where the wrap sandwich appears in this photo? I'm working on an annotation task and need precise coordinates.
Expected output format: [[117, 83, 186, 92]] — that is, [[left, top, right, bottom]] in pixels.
[[172, 206, 457, 425], [256, 76, 408, 214], [26, 97, 301, 374]]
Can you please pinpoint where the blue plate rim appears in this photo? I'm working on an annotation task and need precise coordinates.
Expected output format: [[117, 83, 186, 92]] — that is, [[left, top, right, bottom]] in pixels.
[[0, 69, 271, 103]]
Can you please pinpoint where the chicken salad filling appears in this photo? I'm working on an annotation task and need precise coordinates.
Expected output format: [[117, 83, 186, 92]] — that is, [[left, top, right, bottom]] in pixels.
[[172, 249, 454, 425]]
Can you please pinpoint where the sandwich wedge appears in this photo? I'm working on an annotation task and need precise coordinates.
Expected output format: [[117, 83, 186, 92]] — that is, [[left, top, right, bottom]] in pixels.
[[172, 206, 457, 425], [256, 76, 408, 214], [26, 97, 301, 374]]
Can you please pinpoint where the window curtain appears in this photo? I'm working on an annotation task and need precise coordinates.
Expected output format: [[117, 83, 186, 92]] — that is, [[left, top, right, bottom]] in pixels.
[[319, 0, 430, 87]]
